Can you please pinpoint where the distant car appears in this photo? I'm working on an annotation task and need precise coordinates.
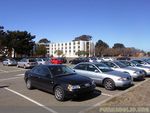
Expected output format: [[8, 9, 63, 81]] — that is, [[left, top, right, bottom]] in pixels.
[[17, 58, 38, 69], [119, 60, 150, 76], [35, 58, 50, 65], [117, 57, 130, 60], [50, 57, 63, 64], [73, 62, 132, 90], [69, 58, 87, 64], [102, 61, 145, 80], [2, 58, 17, 66], [24, 65, 96, 101], [132, 59, 150, 67], [101, 57, 115, 61]]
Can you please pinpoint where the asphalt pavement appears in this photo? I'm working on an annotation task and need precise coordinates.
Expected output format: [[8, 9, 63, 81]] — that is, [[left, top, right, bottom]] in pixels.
[[0, 63, 142, 113]]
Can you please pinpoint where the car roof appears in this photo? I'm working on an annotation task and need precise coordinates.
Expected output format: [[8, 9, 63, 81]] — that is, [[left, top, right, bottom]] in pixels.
[[77, 62, 104, 65]]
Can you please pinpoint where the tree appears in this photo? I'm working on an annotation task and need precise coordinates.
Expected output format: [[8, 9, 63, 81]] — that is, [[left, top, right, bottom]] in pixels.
[[73, 35, 92, 41], [54, 50, 63, 57], [6, 31, 35, 57], [95, 40, 109, 57], [35, 45, 47, 57], [39, 38, 50, 43], [113, 43, 125, 49], [147, 52, 150, 57], [75, 50, 87, 57]]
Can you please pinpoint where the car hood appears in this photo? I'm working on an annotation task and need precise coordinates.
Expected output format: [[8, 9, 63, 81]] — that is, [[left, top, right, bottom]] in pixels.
[[106, 70, 130, 78], [56, 73, 92, 85], [124, 67, 142, 71]]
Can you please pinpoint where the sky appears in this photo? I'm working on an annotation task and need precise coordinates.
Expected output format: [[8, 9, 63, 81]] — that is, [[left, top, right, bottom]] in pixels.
[[0, 0, 150, 51]]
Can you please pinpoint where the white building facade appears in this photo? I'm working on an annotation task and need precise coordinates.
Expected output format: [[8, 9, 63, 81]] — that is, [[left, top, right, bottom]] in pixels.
[[48, 40, 95, 57]]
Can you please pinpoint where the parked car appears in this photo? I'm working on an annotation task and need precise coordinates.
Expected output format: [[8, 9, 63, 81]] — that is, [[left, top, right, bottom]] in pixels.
[[24, 64, 96, 101], [2, 58, 17, 66], [102, 61, 145, 80], [101, 57, 115, 61], [69, 58, 87, 64], [35, 58, 50, 65], [73, 62, 132, 90], [116, 57, 130, 60], [119, 60, 150, 76], [50, 57, 63, 64], [132, 59, 150, 67], [86, 57, 97, 63], [17, 58, 38, 69]]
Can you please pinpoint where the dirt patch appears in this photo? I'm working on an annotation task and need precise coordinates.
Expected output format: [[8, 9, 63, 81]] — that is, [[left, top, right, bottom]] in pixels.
[[86, 78, 150, 113]]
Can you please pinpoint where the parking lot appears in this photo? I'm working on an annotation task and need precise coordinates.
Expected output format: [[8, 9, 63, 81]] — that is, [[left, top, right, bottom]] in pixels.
[[0, 63, 147, 113]]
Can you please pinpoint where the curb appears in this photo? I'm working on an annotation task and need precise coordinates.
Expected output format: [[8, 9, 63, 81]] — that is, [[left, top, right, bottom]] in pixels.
[[79, 78, 150, 113]]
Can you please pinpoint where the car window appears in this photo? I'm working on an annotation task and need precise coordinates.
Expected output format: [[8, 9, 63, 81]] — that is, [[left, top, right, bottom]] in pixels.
[[29, 59, 36, 62], [38, 66, 51, 77], [114, 62, 127, 68], [48, 65, 74, 76], [31, 67, 40, 74], [74, 64, 86, 70], [103, 62, 116, 68], [87, 64, 97, 72]]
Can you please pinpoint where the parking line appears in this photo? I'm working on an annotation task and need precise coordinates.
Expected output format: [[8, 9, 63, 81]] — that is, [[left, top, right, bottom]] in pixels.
[[4, 88, 58, 113], [101, 93, 113, 97], [0, 76, 23, 82], [15, 74, 24, 76], [0, 69, 7, 72]]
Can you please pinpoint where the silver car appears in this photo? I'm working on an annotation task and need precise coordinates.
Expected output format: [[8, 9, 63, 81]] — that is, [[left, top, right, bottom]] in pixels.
[[35, 58, 50, 65], [17, 58, 37, 69], [2, 58, 17, 66], [119, 60, 150, 76], [73, 62, 132, 90], [102, 61, 145, 80]]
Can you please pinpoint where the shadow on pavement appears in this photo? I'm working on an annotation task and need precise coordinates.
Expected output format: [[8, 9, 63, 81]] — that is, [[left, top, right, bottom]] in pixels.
[[71, 89, 101, 102]]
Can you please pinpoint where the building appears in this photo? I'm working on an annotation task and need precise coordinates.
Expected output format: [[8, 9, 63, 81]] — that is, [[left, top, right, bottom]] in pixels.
[[48, 40, 95, 57]]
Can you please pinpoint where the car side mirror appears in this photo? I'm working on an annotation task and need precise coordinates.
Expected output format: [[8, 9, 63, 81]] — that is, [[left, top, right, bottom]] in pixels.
[[94, 70, 99, 73]]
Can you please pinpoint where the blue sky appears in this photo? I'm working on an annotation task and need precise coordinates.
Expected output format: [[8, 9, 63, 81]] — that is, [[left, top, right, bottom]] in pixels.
[[0, 0, 150, 51]]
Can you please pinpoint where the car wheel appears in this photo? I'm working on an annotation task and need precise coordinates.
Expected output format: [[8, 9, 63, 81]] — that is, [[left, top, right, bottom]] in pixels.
[[17, 65, 19, 68], [54, 86, 65, 101], [103, 79, 115, 90], [26, 79, 33, 89]]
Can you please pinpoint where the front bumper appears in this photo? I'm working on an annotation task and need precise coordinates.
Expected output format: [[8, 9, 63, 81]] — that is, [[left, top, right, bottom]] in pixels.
[[115, 80, 132, 88], [132, 74, 145, 80], [65, 84, 96, 98]]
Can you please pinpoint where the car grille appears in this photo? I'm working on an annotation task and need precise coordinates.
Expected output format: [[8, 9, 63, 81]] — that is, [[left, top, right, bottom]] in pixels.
[[80, 83, 91, 88]]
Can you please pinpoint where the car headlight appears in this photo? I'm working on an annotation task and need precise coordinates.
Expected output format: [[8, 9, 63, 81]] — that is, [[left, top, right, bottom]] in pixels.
[[67, 84, 80, 91], [118, 77, 128, 81], [134, 71, 140, 74]]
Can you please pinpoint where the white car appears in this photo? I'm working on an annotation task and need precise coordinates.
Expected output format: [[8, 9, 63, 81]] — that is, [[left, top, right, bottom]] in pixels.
[[119, 60, 150, 76], [35, 58, 50, 65], [101, 57, 114, 61], [102, 61, 145, 80]]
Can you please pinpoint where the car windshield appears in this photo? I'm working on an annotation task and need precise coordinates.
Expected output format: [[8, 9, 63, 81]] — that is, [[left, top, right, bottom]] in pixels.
[[95, 63, 113, 72], [9, 59, 16, 62], [120, 61, 131, 66], [29, 59, 36, 62], [114, 61, 127, 68], [131, 61, 142, 66], [48, 65, 75, 76]]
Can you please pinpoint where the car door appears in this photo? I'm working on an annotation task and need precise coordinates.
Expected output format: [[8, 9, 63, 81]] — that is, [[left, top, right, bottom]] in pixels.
[[36, 66, 54, 93], [85, 64, 103, 84]]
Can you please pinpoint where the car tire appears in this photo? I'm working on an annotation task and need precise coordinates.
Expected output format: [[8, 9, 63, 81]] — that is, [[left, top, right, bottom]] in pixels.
[[17, 65, 19, 68], [26, 79, 33, 90], [103, 78, 115, 90], [54, 86, 65, 101]]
